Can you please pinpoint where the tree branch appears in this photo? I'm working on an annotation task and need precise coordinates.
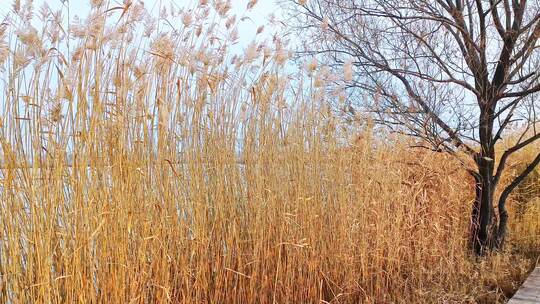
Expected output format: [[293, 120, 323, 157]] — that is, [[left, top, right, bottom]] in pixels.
[[493, 132, 540, 185]]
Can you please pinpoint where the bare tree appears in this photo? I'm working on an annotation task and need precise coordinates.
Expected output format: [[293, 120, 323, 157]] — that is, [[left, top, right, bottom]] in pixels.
[[286, 0, 540, 254]]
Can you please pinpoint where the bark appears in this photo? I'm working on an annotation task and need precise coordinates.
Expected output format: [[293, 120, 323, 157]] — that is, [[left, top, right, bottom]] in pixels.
[[471, 106, 498, 254], [470, 167, 497, 255]]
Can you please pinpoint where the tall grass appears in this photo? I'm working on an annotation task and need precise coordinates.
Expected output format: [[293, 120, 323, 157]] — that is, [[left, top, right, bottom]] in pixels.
[[0, 1, 538, 303]]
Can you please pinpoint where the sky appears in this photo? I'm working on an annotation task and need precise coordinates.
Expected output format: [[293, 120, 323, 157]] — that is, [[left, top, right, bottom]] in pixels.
[[0, 0, 282, 48]]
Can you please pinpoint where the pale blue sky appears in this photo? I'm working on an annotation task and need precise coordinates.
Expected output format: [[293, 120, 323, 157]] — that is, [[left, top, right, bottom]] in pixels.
[[0, 0, 282, 47]]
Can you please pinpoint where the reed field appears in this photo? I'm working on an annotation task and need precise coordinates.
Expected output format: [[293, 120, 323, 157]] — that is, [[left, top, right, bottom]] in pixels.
[[0, 1, 539, 303]]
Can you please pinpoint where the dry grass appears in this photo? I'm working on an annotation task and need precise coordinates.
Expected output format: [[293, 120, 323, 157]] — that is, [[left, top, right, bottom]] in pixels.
[[0, 1, 538, 303]]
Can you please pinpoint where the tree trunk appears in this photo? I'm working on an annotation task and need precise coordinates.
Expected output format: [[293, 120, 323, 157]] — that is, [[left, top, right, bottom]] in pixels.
[[470, 158, 498, 255], [469, 105, 502, 255], [496, 195, 509, 250]]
